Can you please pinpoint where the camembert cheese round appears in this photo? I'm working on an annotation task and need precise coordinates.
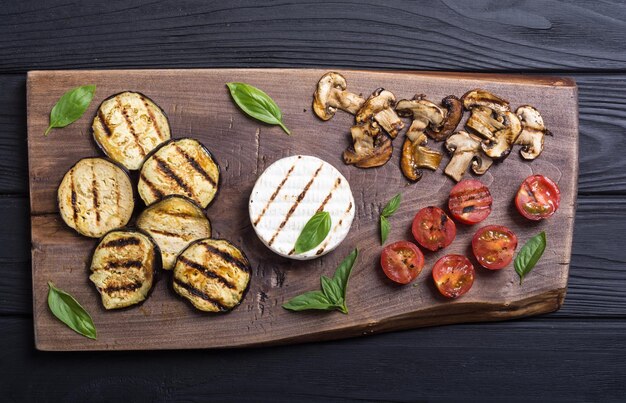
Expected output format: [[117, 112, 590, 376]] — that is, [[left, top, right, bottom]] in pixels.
[[249, 155, 355, 260]]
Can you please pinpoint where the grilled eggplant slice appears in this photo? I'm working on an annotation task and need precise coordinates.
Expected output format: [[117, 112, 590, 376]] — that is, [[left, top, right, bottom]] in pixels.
[[89, 229, 160, 309], [92, 91, 171, 171], [138, 138, 220, 208], [58, 157, 134, 238], [173, 238, 251, 312], [136, 195, 211, 270]]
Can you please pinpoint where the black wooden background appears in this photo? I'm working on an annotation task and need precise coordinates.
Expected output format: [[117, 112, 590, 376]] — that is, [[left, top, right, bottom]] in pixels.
[[2, 1, 625, 401]]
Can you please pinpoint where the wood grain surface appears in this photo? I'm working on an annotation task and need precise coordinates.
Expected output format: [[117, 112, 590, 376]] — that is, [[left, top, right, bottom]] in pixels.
[[27, 69, 577, 350]]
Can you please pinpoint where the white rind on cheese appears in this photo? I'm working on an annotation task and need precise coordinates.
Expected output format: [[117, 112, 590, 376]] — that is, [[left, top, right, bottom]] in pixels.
[[249, 155, 355, 260]]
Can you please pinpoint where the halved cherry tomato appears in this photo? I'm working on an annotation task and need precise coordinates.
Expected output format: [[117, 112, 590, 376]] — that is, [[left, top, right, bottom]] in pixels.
[[432, 254, 475, 298], [411, 206, 456, 251], [448, 179, 493, 225], [472, 225, 518, 270], [380, 241, 425, 284], [515, 175, 561, 220]]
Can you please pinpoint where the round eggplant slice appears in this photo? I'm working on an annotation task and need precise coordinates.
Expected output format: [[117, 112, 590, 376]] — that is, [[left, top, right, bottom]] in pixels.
[[58, 157, 134, 238], [136, 195, 211, 270], [173, 238, 251, 312], [89, 229, 159, 310], [138, 138, 220, 208], [92, 91, 171, 171]]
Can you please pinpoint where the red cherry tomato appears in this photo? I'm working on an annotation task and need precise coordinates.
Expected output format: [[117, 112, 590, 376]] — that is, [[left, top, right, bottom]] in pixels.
[[515, 175, 561, 220], [380, 241, 425, 284], [432, 255, 475, 298], [448, 179, 493, 225], [411, 206, 456, 252], [472, 225, 518, 270]]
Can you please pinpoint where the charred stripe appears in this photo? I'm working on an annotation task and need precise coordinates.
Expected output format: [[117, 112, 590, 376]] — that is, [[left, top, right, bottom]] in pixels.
[[91, 163, 100, 224], [117, 97, 146, 157], [201, 242, 250, 273], [102, 280, 143, 293], [97, 110, 113, 136], [70, 170, 78, 225], [140, 96, 164, 140], [153, 156, 194, 198], [178, 255, 236, 289], [253, 163, 296, 226], [148, 228, 183, 238], [175, 144, 217, 188], [104, 259, 143, 270], [140, 173, 164, 199], [101, 237, 141, 248], [173, 278, 228, 311], [315, 201, 352, 255], [268, 164, 323, 246], [316, 177, 341, 213]]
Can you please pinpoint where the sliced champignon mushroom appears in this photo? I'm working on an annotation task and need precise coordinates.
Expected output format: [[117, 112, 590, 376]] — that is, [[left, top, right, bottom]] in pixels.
[[313, 72, 365, 121], [396, 95, 445, 141], [343, 123, 392, 168], [425, 95, 464, 141], [514, 105, 551, 160], [444, 131, 493, 182], [479, 110, 522, 160], [461, 89, 510, 113], [400, 133, 443, 182], [356, 88, 404, 138]]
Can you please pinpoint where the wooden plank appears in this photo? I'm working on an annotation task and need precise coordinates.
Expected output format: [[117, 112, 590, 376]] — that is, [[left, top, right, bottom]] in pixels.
[[27, 69, 577, 350], [2, 1, 626, 73], [2, 316, 626, 401]]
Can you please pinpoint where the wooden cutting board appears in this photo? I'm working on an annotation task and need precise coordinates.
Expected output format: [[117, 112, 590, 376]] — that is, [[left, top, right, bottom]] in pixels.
[[27, 69, 578, 351]]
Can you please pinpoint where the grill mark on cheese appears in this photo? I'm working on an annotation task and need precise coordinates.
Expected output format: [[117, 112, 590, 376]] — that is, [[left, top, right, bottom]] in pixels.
[[178, 255, 236, 290], [69, 170, 78, 225], [253, 163, 296, 227], [117, 97, 146, 157], [140, 96, 164, 141], [102, 280, 143, 293], [174, 143, 217, 188], [153, 155, 194, 198], [91, 163, 100, 224], [315, 201, 353, 255], [200, 242, 250, 273], [97, 110, 113, 137], [173, 278, 228, 311], [102, 237, 142, 248], [140, 173, 164, 199], [268, 163, 323, 246]]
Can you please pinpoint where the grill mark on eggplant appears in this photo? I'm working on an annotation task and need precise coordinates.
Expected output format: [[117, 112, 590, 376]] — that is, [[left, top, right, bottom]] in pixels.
[[148, 228, 183, 238], [102, 237, 142, 248], [178, 255, 236, 290], [164, 210, 197, 219], [174, 144, 217, 188], [91, 163, 100, 224], [97, 110, 113, 137], [315, 201, 352, 255], [117, 97, 145, 157], [140, 173, 164, 199], [69, 170, 78, 225], [102, 280, 143, 293], [268, 164, 323, 246], [253, 163, 296, 226], [103, 259, 143, 270], [173, 278, 228, 311], [200, 242, 250, 273], [153, 155, 194, 198], [139, 96, 164, 141]]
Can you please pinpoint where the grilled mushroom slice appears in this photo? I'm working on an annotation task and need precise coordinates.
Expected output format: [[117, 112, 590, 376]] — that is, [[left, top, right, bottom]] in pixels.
[[313, 72, 365, 120], [396, 96, 445, 142], [58, 158, 134, 238], [342, 123, 393, 168], [444, 131, 493, 182], [89, 229, 160, 309], [426, 96, 464, 141], [173, 238, 251, 312], [514, 105, 550, 160], [92, 91, 171, 170], [138, 138, 220, 208], [400, 133, 443, 181], [462, 89, 510, 113], [137, 196, 211, 270], [356, 88, 404, 138]]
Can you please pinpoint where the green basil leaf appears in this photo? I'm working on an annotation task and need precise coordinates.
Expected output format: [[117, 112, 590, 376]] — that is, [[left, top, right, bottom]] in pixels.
[[381, 193, 401, 217], [380, 215, 390, 245], [332, 248, 358, 304], [294, 211, 331, 254], [515, 232, 547, 285], [282, 290, 336, 311], [45, 85, 96, 135], [226, 82, 290, 134], [320, 275, 343, 305], [47, 282, 97, 339]]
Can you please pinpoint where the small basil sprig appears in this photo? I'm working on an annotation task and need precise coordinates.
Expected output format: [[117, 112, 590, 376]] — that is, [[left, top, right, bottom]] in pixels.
[[226, 82, 290, 134], [283, 248, 358, 314], [294, 211, 331, 254], [380, 193, 401, 244], [44, 85, 96, 135], [515, 232, 547, 285], [47, 282, 97, 339]]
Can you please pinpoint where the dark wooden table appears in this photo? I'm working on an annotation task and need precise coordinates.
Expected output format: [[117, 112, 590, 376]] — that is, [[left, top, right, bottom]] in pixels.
[[2, 1, 625, 401]]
